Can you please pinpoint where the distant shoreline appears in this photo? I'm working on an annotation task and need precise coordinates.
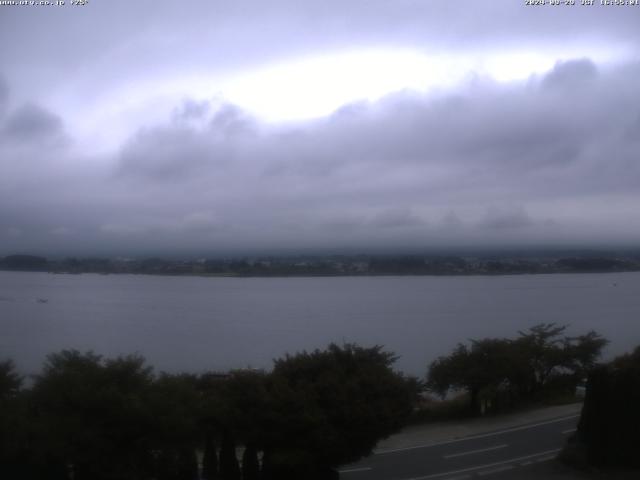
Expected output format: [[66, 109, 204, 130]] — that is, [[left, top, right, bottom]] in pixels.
[[2, 268, 640, 280], [2, 252, 640, 278]]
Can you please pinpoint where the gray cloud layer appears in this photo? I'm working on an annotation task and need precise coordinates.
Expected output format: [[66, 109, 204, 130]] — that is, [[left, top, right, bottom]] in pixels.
[[1, 2, 639, 255], [1, 57, 639, 255]]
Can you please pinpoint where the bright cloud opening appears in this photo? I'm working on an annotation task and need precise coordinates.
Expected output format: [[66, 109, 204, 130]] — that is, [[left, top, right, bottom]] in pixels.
[[221, 49, 455, 122], [219, 46, 622, 122], [63, 45, 625, 153]]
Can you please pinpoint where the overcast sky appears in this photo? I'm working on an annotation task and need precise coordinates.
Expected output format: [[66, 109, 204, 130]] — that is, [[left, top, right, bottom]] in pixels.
[[1, 0, 639, 256]]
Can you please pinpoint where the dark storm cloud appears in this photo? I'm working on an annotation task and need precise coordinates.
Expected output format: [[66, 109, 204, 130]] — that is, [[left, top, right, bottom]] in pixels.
[[117, 103, 256, 181], [2, 103, 64, 141], [371, 208, 424, 229], [542, 58, 598, 89], [0, 78, 66, 151], [117, 127, 222, 180], [480, 207, 533, 230]]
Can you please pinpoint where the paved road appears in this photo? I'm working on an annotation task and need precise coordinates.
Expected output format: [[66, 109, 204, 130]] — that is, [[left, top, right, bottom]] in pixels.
[[339, 414, 579, 480]]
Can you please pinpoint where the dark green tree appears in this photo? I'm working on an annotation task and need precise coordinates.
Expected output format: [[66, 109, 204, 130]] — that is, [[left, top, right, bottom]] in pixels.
[[197, 370, 269, 479], [201, 433, 219, 479], [427, 324, 608, 414], [220, 370, 270, 446], [148, 373, 202, 480], [567, 346, 640, 468], [241, 443, 260, 480], [515, 323, 571, 395], [0, 359, 22, 399], [30, 350, 155, 480], [564, 330, 609, 381], [515, 324, 607, 396], [0, 359, 27, 478], [176, 447, 199, 480], [427, 339, 519, 413], [156, 449, 180, 480], [261, 343, 418, 478], [197, 372, 229, 479], [219, 429, 241, 480]]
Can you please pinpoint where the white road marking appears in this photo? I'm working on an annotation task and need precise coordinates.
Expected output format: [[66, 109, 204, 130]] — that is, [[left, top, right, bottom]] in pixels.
[[338, 466, 372, 474], [534, 455, 557, 463], [377, 414, 579, 454], [477, 465, 514, 476], [403, 448, 562, 480], [562, 428, 577, 435], [443, 444, 508, 459]]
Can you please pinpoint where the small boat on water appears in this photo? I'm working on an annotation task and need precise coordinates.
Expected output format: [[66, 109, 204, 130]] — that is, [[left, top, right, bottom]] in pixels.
[[36, 298, 48, 303]]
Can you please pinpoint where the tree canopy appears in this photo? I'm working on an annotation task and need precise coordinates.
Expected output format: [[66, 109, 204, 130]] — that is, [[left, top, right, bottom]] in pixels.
[[29, 351, 156, 480], [567, 345, 640, 468], [426, 324, 607, 413], [1, 343, 418, 480], [0, 359, 22, 400], [262, 344, 418, 475]]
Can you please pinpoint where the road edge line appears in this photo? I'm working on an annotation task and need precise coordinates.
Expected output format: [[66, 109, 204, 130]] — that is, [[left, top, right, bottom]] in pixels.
[[376, 414, 579, 454], [405, 448, 562, 480]]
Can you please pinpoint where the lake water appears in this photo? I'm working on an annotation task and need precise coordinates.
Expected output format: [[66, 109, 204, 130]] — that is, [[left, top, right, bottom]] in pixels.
[[1, 271, 639, 377]]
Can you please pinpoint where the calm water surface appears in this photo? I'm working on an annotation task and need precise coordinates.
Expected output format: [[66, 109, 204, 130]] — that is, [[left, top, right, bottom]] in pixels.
[[1, 271, 639, 376]]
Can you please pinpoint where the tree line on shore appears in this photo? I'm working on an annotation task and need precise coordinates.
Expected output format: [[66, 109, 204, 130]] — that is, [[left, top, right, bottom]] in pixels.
[[2, 252, 640, 276], [0, 324, 627, 479]]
